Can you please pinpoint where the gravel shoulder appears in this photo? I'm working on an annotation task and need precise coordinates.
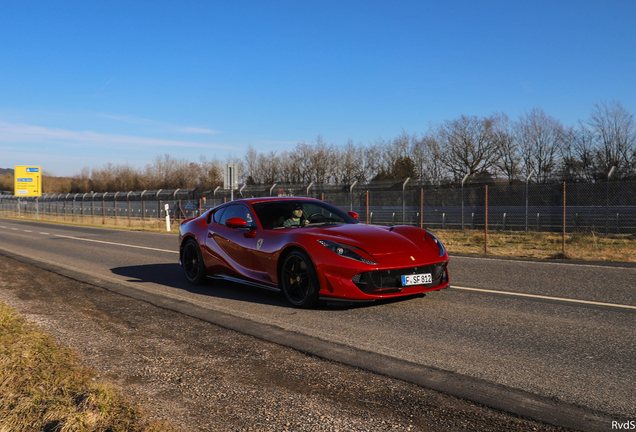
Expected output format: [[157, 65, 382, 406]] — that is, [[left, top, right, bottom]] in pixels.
[[0, 254, 579, 432]]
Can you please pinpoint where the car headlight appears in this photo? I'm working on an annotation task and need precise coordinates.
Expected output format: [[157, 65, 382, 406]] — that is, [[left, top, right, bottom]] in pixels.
[[426, 231, 446, 257], [317, 240, 377, 265]]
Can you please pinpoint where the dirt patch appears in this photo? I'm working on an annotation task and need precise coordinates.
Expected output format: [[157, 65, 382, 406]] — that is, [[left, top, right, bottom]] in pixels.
[[0, 255, 576, 431]]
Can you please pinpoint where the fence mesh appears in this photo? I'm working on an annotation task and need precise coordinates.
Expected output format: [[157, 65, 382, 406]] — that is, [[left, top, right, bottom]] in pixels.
[[1, 180, 635, 234]]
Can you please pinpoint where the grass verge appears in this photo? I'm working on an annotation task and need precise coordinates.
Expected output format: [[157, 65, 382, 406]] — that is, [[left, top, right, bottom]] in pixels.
[[0, 301, 175, 432], [436, 229, 636, 262]]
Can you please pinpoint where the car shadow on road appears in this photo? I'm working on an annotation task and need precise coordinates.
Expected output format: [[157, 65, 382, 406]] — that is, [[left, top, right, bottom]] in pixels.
[[110, 263, 293, 308], [110, 263, 425, 311]]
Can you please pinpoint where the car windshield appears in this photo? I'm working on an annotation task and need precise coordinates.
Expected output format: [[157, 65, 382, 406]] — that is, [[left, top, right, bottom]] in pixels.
[[252, 200, 357, 230]]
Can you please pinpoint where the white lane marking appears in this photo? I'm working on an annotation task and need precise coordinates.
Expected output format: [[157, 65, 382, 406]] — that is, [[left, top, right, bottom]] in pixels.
[[53, 234, 179, 254], [451, 255, 636, 271], [0, 226, 6, 228], [11, 228, 18, 230], [453, 285, 636, 310], [40, 232, 50, 235], [24, 230, 32, 233]]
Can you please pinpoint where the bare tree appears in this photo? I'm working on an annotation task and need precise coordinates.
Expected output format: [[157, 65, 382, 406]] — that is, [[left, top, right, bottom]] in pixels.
[[334, 139, 367, 184], [588, 100, 636, 177], [171, 159, 200, 189], [517, 108, 565, 183], [437, 115, 499, 181], [91, 163, 119, 192], [276, 150, 293, 184], [289, 147, 309, 184], [243, 145, 259, 185], [559, 123, 596, 182], [491, 112, 521, 183], [70, 167, 91, 193], [412, 132, 445, 185], [257, 151, 279, 184], [386, 130, 416, 179], [308, 135, 335, 184], [144, 154, 177, 189], [0, 173, 12, 191], [199, 156, 223, 188], [115, 165, 145, 191], [366, 138, 391, 180]]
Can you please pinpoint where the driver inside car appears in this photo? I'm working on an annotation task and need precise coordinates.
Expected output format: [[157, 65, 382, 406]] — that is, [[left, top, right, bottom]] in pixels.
[[284, 203, 309, 228]]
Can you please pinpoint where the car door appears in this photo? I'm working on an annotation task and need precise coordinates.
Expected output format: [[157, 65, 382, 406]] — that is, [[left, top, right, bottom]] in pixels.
[[207, 204, 257, 279]]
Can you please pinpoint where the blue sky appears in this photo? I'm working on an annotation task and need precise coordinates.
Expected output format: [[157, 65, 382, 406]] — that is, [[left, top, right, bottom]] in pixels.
[[1, 1, 635, 176]]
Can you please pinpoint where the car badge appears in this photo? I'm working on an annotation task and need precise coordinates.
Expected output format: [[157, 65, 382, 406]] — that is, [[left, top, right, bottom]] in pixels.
[[257, 239, 264, 250], [410, 256, 415, 261]]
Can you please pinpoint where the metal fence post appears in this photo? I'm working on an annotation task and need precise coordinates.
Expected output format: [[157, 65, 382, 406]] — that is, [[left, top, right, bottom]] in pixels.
[[616, 213, 619, 234], [213, 186, 220, 206], [156, 190, 162, 222], [461, 173, 469, 230], [350, 180, 358, 212], [485, 185, 488, 254], [525, 169, 534, 233], [606, 166, 615, 235], [401, 178, 409, 224], [562, 182, 566, 256]]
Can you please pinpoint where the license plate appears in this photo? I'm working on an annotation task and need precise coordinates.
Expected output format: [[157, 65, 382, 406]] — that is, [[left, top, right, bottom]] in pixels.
[[401, 273, 432, 286]]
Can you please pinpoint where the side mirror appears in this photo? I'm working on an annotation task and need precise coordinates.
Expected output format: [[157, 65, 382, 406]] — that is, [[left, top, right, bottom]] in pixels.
[[348, 211, 359, 220], [225, 217, 247, 228]]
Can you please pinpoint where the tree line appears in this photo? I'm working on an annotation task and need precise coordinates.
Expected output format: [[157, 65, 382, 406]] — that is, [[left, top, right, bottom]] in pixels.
[[1, 100, 634, 195]]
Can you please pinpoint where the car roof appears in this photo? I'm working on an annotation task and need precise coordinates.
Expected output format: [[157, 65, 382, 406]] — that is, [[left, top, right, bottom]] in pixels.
[[226, 197, 322, 205]]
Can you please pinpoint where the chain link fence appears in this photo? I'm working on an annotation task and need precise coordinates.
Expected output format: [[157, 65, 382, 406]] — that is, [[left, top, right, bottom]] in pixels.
[[1, 180, 635, 234]]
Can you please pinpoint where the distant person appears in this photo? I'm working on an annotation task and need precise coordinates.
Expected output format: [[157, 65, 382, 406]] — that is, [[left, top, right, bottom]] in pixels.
[[284, 203, 308, 227]]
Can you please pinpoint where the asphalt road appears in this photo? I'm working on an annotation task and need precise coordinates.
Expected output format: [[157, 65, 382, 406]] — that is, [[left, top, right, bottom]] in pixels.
[[1, 217, 634, 426]]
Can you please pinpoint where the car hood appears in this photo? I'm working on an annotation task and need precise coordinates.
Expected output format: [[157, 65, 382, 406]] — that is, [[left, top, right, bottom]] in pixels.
[[302, 223, 436, 257]]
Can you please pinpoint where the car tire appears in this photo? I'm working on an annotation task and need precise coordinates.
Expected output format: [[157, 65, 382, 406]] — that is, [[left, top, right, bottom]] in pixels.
[[181, 238, 207, 285], [280, 250, 319, 308]]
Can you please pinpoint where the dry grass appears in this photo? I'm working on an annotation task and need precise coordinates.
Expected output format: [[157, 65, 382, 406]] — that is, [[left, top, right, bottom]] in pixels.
[[436, 229, 636, 262], [0, 302, 176, 432]]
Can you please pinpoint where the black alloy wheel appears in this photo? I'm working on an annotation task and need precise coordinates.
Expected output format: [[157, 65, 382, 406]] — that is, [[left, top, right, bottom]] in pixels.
[[280, 250, 319, 308], [182, 239, 207, 285]]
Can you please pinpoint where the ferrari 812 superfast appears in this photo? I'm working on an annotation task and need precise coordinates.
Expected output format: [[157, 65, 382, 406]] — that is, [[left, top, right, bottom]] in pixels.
[[179, 197, 449, 308]]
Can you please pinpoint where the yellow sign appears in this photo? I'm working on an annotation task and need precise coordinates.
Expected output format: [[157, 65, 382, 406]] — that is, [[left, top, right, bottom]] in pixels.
[[14, 166, 42, 197]]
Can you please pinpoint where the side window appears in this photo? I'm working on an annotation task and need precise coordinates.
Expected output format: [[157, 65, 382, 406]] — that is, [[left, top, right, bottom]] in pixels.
[[212, 207, 226, 224], [252, 202, 286, 229], [218, 205, 256, 228]]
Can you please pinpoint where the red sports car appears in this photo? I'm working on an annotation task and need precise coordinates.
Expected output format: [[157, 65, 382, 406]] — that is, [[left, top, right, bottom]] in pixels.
[[179, 197, 449, 308]]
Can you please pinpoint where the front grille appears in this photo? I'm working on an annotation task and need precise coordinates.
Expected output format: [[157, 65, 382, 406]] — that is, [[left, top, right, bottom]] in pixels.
[[352, 262, 448, 294]]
